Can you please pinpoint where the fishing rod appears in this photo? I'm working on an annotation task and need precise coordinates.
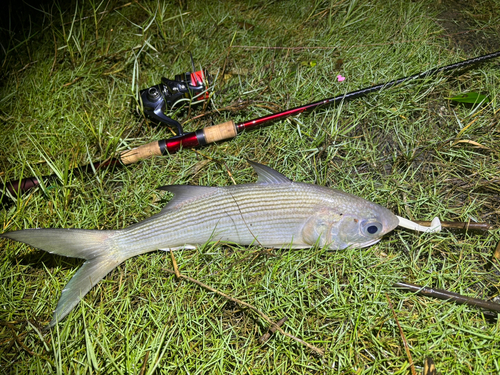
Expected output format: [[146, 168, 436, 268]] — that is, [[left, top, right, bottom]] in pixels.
[[2, 50, 500, 205], [121, 50, 500, 162]]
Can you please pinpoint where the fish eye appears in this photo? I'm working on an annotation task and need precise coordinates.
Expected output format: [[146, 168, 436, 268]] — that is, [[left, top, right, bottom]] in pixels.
[[361, 220, 383, 236]]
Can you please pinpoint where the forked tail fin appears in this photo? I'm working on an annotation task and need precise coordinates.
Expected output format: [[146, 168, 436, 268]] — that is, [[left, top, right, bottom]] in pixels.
[[1, 228, 124, 327]]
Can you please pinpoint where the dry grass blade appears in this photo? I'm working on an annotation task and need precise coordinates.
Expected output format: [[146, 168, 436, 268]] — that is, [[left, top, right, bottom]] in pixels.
[[423, 357, 438, 375], [493, 241, 500, 262], [169, 251, 180, 278], [139, 351, 149, 375], [386, 294, 417, 375]]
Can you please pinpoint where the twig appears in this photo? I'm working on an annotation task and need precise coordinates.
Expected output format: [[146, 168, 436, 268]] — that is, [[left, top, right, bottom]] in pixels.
[[393, 281, 500, 313], [259, 316, 288, 343], [386, 294, 417, 375], [413, 220, 491, 232], [17, 61, 39, 73], [61, 76, 82, 88], [163, 268, 325, 356]]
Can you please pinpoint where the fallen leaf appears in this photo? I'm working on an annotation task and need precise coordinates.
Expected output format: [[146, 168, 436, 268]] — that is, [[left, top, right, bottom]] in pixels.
[[448, 92, 489, 104]]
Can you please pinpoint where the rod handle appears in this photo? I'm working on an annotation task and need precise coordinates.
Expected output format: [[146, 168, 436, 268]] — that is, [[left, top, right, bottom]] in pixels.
[[119, 141, 162, 165], [203, 120, 237, 144], [119, 120, 237, 165]]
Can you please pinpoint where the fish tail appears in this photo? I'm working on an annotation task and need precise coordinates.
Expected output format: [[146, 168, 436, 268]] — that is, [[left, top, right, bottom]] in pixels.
[[1, 228, 124, 327]]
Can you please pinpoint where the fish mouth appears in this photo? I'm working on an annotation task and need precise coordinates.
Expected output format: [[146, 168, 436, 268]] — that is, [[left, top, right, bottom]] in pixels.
[[385, 214, 401, 233]]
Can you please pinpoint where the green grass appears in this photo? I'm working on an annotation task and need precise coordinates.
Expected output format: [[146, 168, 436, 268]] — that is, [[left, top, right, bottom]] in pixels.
[[1, 0, 500, 373]]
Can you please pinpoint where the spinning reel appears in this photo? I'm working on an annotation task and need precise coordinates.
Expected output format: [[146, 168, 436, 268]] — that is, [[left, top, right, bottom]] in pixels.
[[140, 59, 211, 136]]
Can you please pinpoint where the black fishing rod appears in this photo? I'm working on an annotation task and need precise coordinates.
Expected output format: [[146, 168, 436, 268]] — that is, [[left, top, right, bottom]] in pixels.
[[2, 50, 500, 206]]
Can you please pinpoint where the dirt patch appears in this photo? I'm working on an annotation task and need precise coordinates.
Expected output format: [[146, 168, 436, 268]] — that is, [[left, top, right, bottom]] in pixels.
[[434, 0, 500, 53]]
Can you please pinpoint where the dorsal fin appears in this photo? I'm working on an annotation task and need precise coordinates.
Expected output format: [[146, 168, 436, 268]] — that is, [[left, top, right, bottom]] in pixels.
[[248, 160, 291, 184], [158, 185, 217, 212]]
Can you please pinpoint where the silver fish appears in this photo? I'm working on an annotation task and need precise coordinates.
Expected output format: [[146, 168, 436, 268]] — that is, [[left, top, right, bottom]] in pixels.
[[1, 161, 398, 326]]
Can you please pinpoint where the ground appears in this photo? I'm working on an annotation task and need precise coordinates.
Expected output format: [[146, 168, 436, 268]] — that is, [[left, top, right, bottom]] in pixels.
[[0, 0, 499, 374]]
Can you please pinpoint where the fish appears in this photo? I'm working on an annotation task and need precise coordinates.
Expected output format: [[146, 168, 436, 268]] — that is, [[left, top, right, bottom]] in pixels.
[[1, 161, 399, 327]]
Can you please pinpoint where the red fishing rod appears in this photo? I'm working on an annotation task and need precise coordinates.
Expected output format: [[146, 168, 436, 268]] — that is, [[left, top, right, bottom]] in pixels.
[[120, 50, 500, 161], [2, 50, 500, 205]]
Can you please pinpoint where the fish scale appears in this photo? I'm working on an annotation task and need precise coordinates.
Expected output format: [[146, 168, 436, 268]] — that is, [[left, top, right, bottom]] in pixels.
[[1, 161, 399, 327], [119, 184, 330, 252]]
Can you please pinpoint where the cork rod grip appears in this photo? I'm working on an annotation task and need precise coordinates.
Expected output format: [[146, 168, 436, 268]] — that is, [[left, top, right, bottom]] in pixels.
[[203, 120, 237, 144], [120, 141, 162, 165]]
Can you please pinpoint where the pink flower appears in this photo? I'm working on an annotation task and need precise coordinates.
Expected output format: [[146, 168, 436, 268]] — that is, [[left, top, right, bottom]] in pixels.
[[337, 75, 345, 82]]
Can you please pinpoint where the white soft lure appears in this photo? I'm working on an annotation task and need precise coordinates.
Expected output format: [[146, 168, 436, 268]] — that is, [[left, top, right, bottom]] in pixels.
[[397, 216, 442, 233]]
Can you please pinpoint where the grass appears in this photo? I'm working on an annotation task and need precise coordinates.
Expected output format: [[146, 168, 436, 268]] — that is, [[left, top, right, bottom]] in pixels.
[[1, 0, 500, 373]]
